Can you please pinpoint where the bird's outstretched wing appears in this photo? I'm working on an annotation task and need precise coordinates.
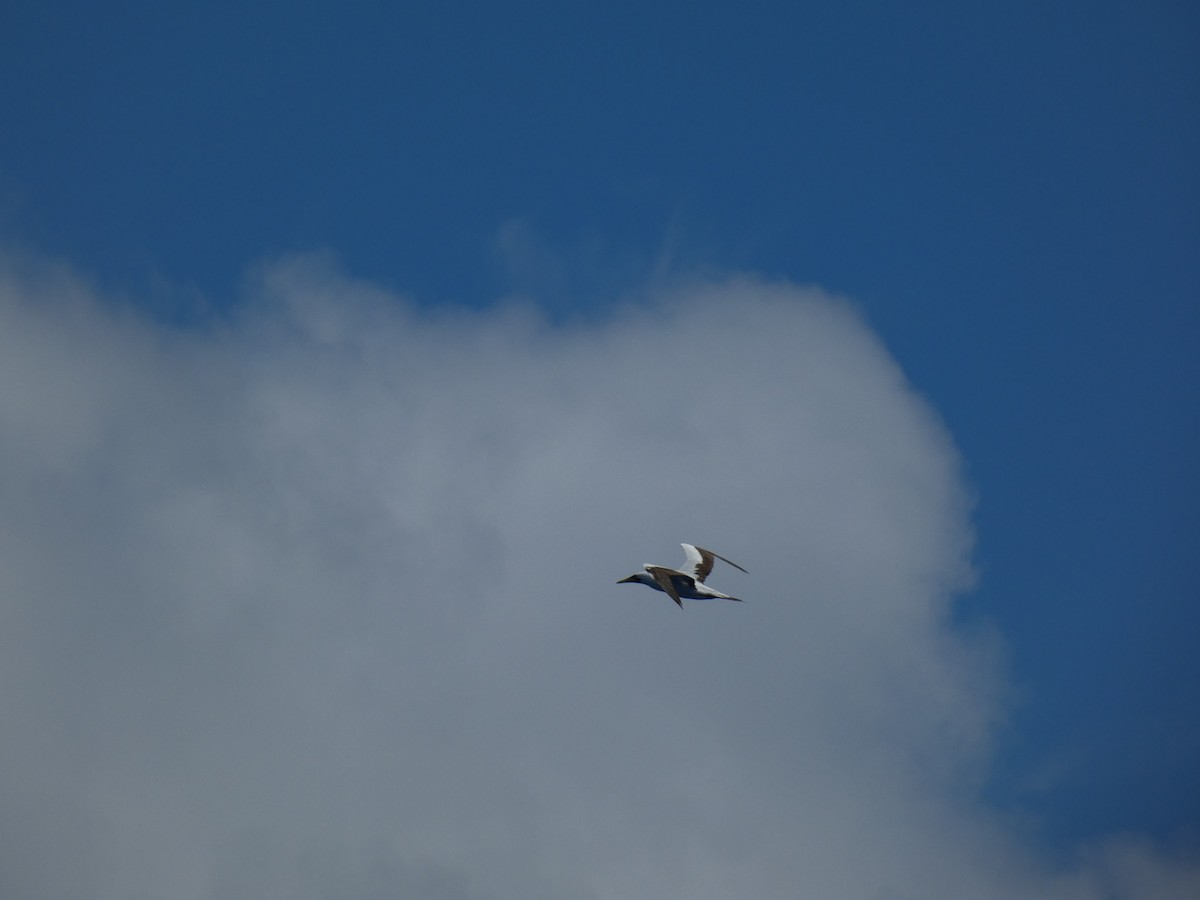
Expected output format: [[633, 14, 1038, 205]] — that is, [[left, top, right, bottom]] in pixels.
[[680, 543, 748, 583], [646, 565, 684, 607]]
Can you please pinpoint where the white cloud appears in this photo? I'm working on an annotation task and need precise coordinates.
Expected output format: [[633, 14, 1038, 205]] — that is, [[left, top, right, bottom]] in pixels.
[[0, 250, 1195, 899]]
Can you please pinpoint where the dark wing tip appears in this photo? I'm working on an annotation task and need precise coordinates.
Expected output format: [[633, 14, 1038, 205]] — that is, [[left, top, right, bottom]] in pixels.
[[697, 546, 748, 574]]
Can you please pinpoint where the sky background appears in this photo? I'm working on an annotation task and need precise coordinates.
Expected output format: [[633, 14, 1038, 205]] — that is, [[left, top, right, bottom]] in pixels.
[[1, 2, 1198, 898]]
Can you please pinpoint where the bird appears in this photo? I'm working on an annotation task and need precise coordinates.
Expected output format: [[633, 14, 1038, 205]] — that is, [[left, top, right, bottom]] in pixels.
[[617, 543, 748, 608]]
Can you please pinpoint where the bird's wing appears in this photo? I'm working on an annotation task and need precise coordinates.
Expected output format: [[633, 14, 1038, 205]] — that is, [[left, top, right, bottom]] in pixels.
[[681, 543, 747, 582], [646, 566, 684, 607], [680, 544, 713, 582]]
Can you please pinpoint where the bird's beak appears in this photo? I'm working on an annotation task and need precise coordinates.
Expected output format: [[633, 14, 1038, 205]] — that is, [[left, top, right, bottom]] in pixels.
[[616, 575, 637, 583]]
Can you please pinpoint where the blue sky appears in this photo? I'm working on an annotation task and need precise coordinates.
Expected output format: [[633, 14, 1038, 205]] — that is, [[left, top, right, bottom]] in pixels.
[[2, 0, 1198, 891]]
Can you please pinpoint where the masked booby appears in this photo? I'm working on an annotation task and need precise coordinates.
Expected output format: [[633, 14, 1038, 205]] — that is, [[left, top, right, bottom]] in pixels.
[[617, 543, 747, 607]]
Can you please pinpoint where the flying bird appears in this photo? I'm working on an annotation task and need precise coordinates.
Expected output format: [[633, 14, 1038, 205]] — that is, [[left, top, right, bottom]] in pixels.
[[617, 543, 748, 607]]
